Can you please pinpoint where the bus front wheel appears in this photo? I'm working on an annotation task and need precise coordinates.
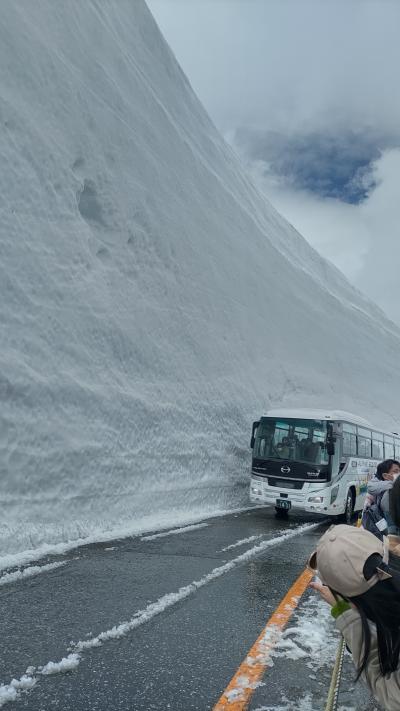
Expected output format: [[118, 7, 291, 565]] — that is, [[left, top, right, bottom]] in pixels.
[[343, 490, 354, 524], [275, 507, 289, 519]]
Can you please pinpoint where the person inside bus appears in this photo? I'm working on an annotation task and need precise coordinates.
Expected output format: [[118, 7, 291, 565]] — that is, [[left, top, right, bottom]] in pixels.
[[309, 525, 400, 710], [299, 435, 319, 463], [362, 459, 400, 530]]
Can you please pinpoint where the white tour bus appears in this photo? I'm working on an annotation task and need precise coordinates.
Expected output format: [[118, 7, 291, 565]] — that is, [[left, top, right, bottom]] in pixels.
[[249, 408, 400, 522]]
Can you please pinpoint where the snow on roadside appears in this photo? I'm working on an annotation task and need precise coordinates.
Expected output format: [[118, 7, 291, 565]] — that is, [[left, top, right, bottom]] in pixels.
[[269, 594, 337, 669], [0, 561, 66, 587], [253, 693, 317, 711], [253, 698, 357, 711], [141, 522, 208, 541], [226, 589, 337, 707], [0, 505, 261, 574], [0, 521, 319, 707]]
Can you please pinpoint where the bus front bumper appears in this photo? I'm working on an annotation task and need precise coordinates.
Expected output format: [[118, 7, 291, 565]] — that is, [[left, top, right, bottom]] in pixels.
[[249, 486, 329, 514]]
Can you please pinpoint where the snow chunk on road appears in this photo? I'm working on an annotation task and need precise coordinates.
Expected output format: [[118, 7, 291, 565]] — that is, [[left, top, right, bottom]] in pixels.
[[40, 654, 80, 675], [0, 561, 66, 587], [0, 675, 37, 708]]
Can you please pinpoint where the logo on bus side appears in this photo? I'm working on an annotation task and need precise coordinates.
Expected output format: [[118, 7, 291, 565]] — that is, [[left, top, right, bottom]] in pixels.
[[281, 465, 291, 474]]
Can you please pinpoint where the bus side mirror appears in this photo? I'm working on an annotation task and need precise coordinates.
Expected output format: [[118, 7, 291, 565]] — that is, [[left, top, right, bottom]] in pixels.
[[326, 422, 340, 456], [250, 420, 260, 449], [327, 439, 335, 456]]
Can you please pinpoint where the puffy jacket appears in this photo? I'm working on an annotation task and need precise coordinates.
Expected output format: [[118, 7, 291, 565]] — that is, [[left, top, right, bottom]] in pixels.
[[336, 608, 400, 710], [364, 477, 393, 512], [367, 477, 393, 499]]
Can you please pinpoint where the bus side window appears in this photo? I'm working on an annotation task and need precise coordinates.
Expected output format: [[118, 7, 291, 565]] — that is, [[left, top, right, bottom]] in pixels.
[[357, 427, 372, 458], [343, 431, 357, 456], [343, 423, 357, 456], [358, 436, 371, 458], [372, 441, 383, 459], [384, 439, 394, 459]]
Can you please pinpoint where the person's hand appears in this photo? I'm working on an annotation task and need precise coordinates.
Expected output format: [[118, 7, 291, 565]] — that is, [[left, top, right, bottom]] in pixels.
[[309, 580, 337, 607]]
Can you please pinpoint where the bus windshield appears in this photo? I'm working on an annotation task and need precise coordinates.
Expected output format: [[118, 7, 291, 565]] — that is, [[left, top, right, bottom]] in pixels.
[[254, 418, 329, 466]]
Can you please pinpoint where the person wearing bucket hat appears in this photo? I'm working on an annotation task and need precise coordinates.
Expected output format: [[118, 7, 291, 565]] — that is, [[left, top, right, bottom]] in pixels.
[[308, 524, 400, 710]]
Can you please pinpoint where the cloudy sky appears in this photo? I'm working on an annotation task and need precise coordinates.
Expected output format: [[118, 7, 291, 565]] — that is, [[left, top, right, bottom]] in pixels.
[[148, 0, 400, 325]]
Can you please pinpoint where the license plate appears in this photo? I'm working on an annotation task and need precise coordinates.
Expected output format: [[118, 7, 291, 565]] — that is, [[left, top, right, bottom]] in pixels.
[[276, 499, 291, 510]]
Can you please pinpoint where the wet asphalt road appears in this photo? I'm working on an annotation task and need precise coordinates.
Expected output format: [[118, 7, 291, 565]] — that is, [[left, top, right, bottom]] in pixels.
[[1, 508, 379, 710]]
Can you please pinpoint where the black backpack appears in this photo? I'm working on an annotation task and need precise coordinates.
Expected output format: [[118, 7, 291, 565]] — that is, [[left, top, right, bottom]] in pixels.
[[362, 493, 387, 541]]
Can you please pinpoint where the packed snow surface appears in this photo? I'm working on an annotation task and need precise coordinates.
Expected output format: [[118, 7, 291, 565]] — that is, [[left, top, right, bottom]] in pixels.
[[2, 0, 400, 556]]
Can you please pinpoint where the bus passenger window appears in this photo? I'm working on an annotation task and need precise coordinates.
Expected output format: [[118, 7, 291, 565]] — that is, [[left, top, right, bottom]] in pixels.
[[372, 440, 384, 459], [358, 436, 371, 458], [343, 431, 357, 456]]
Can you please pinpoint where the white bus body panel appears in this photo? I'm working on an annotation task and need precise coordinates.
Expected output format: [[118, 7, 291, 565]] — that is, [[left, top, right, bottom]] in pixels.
[[250, 456, 379, 516]]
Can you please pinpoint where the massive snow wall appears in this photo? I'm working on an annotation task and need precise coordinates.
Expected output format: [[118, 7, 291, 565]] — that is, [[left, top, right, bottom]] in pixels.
[[1, 0, 400, 553]]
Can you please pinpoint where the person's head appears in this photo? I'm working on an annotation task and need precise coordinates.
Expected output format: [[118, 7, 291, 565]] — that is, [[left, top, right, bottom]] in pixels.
[[376, 459, 400, 481], [308, 525, 400, 678]]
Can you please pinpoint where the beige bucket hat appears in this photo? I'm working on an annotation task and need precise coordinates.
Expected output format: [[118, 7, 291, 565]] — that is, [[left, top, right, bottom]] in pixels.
[[307, 524, 391, 597]]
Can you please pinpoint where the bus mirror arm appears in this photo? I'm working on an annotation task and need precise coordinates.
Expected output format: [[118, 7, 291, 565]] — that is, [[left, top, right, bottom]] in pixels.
[[250, 421, 260, 449]]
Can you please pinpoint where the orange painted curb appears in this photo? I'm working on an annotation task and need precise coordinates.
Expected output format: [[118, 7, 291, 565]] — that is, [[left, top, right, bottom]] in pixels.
[[213, 568, 314, 710]]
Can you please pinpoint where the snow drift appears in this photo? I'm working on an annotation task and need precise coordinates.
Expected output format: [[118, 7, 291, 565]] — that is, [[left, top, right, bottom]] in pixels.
[[1, 0, 400, 556]]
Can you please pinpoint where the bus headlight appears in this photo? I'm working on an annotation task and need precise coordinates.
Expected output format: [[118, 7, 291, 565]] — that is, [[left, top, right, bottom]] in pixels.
[[308, 495, 324, 503], [251, 487, 262, 495], [330, 485, 339, 504]]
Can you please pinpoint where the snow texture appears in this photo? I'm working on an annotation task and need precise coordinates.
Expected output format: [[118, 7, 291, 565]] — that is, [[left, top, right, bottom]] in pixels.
[[0, 676, 36, 709], [269, 594, 337, 669], [253, 694, 317, 711], [0, 561, 66, 587], [140, 522, 208, 540], [2, 0, 400, 557], [40, 654, 81, 676], [220, 534, 264, 552]]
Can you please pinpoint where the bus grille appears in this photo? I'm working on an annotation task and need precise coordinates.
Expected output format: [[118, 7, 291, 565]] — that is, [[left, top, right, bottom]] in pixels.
[[267, 478, 304, 490]]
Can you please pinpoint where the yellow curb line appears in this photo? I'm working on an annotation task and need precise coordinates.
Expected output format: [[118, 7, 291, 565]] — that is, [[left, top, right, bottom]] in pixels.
[[213, 568, 314, 710]]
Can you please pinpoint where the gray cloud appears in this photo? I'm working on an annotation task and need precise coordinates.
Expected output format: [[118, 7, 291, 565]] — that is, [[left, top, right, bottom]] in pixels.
[[148, 0, 400, 324], [149, 0, 400, 137], [233, 128, 396, 203]]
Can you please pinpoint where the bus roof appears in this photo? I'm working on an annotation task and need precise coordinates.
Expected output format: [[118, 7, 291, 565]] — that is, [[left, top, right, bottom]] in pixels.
[[263, 408, 382, 431]]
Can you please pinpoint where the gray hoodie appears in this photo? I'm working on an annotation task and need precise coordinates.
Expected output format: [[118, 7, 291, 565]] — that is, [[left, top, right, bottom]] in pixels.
[[367, 476, 393, 499], [367, 476, 393, 514], [336, 608, 400, 710]]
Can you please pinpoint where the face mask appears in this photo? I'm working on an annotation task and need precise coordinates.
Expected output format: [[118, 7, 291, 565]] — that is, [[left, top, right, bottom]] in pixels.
[[392, 473, 400, 481]]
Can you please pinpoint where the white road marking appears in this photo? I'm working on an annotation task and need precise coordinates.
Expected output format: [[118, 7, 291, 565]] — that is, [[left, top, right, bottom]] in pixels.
[[220, 534, 264, 552], [141, 522, 209, 541]]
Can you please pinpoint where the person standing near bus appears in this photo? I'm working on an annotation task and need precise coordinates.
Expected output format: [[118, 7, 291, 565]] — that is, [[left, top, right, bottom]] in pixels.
[[384, 473, 400, 536], [362, 459, 400, 534]]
